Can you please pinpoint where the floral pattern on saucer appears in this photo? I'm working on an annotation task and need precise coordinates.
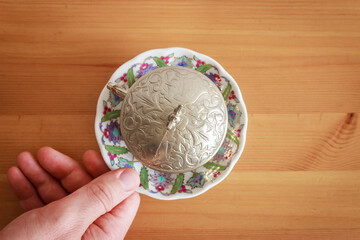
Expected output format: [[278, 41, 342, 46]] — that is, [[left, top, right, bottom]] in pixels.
[[96, 50, 246, 200]]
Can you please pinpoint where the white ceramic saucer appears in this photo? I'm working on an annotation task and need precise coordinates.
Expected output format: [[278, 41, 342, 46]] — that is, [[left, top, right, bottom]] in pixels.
[[95, 47, 247, 200]]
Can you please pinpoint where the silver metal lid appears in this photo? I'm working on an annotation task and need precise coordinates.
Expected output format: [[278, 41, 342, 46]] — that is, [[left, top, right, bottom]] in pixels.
[[109, 66, 227, 173]]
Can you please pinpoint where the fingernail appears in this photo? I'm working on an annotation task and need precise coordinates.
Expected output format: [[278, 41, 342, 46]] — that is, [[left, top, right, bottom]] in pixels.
[[118, 168, 139, 192]]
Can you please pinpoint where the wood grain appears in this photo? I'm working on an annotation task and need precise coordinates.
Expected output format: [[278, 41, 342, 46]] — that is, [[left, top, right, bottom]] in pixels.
[[0, 113, 359, 172], [1, 0, 360, 115], [0, 0, 359, 239], [128, 171, 360, 240]]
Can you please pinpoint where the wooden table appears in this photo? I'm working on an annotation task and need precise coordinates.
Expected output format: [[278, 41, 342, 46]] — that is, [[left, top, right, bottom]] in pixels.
[[1, 1, 359, 239]]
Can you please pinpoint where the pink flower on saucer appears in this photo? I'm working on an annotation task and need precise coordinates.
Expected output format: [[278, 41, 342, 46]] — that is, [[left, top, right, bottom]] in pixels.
[[160, 56, 169, 64], [140, 63, 149, 70], [196, 60, 205, 67], [108, 152, 116, 160]]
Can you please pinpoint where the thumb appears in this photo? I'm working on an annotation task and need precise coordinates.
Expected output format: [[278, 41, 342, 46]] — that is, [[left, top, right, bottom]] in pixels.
[[43, 168, 139, 237]]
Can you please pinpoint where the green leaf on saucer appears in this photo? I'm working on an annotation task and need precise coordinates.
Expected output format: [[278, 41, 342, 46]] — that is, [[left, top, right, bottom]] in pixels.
[[203, 162, 227, 171], [105, 145, 128, 154], [101, 110, 120, 122], [127, 68, 135, 87], [171, 173, 184, 194], [222, 84, 231, 100], [154, 57, 167, 67], [140, 166, 149, 189], [226, 129, 239, 145], [195, 64, 211, 73], [127, 161, 134, 167]]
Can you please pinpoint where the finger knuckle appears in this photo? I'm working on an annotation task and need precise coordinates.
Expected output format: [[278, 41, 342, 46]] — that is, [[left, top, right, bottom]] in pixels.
[[87, 182, 114, 212]]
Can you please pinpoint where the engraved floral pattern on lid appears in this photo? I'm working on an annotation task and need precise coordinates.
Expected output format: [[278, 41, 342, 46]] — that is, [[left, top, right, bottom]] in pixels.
[[119, 66, 228, 173]]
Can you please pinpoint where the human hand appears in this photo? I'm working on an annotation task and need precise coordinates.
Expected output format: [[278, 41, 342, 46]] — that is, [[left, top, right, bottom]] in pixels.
[[6, 147, 113, 211], [1, 147, 140, 239]]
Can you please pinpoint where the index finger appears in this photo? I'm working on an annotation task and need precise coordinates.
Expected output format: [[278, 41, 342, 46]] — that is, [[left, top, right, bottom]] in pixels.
[[37, 147, 92, 193]]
